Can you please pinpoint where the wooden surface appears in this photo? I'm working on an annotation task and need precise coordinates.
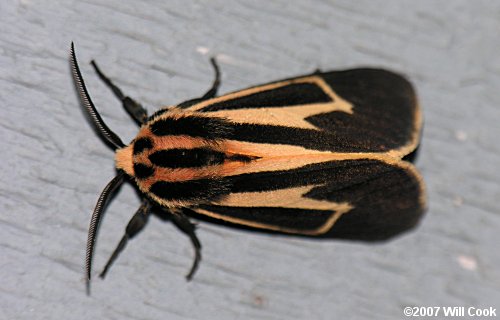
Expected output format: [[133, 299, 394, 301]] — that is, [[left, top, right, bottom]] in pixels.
[[1, 1, 499, 319]]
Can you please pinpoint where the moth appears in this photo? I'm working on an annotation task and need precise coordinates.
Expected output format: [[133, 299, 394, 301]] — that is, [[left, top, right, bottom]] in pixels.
[[70, 43, 425, 290]]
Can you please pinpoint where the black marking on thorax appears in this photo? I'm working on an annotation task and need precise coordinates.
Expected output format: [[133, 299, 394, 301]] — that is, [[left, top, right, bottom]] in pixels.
[[133, 163, 155, 179], [133, 137, 153, 155], [150, 116, 233, 140], [150, 179, 230, 202], [149, 148, 226, 169]]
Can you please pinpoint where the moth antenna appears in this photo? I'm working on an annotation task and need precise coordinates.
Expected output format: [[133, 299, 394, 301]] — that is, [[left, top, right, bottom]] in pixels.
[[85, 172, 125, 294], [70, 42, 125, 149]]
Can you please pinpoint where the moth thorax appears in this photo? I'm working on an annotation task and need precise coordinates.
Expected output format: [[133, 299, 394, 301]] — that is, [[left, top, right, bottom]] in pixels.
[[116, 136, 226, 176]]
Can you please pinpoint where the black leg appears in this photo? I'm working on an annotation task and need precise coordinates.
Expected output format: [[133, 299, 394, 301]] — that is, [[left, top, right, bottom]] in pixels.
[[177, 57, 221, 108], [99, 200, 151, 279], [91, 60, 148, 125], [170, 209, 202, 280], [200, 58, 221, 100]]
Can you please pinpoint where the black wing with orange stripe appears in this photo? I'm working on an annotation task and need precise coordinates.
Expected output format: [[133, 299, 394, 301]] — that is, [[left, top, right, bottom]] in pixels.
[[165, 68, 426, 239]]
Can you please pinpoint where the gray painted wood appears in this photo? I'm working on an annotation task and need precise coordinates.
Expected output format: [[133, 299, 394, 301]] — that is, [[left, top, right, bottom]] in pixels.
[[1, 1, 499, 319]]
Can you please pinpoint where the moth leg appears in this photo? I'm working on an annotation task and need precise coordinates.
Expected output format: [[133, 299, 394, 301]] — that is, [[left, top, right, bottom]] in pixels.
[[99, 199, 151, 279], [177, 58, 221, 108], [90, 60, 148, 125], [200, 57, 221, 100], [170, 209, 202, 280]]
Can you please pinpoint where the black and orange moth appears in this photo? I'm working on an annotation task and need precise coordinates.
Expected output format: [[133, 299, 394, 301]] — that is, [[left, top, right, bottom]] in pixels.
[[70, 43, 425, 290]]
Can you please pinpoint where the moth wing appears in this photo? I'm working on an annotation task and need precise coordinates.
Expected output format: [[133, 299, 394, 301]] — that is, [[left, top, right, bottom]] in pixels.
[[191, 158, 425, 241], [184, 69, 420, 157]]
